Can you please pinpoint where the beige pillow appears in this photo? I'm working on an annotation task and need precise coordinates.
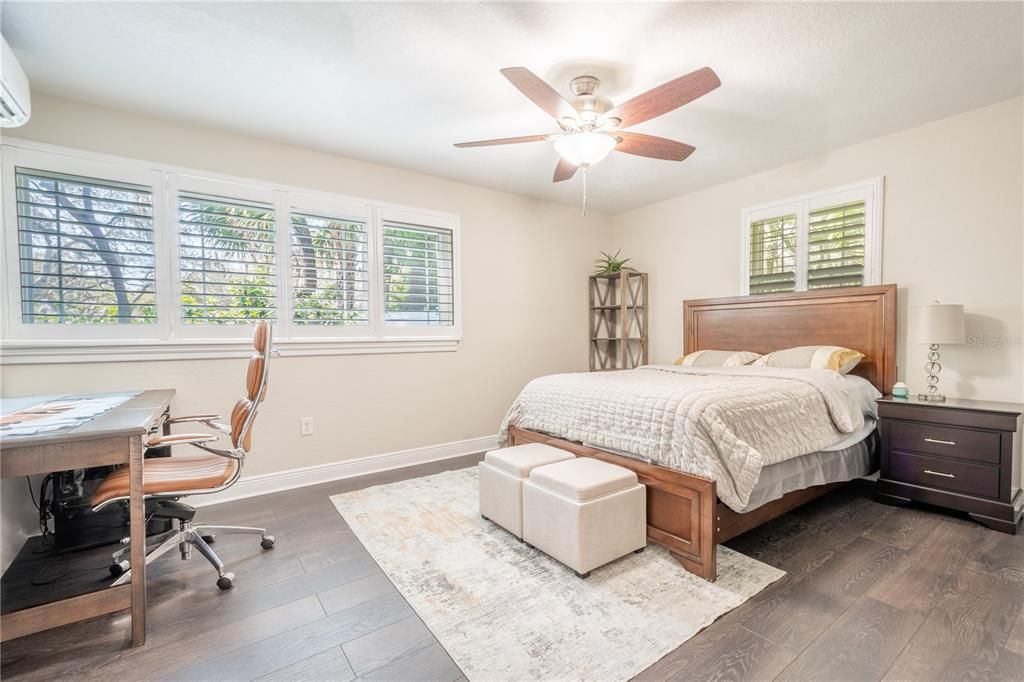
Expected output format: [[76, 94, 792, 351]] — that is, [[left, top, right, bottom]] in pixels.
[[673, 350, 762, 367], [753, 345, 865, 374]]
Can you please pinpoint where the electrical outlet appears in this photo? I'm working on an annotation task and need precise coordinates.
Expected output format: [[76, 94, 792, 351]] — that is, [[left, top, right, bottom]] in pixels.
[[299, 417, 314, 436]]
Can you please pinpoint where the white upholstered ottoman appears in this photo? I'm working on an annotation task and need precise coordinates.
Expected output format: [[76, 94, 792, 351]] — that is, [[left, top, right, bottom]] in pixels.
[[478, 443, 575, 538], [523, 457, 646, 578]]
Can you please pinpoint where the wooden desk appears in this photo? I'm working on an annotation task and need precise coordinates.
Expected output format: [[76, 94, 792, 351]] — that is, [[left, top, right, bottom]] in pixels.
[[0, 389, 174, 647]]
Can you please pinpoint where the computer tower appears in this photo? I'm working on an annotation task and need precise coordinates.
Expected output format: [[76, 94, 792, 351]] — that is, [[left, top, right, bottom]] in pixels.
[[48, 449, 174, 553]]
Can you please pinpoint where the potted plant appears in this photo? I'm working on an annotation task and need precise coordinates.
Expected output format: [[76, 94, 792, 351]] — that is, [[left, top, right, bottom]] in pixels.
[[592, 250, 637, 275]]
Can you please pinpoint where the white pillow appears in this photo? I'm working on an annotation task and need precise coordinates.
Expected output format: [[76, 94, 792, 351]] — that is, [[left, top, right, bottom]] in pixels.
[[673, 350, 762, 367], [753, 345, 865, 374]]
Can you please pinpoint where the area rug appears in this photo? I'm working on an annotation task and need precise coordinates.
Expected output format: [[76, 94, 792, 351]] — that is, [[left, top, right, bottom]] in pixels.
[[330, 467, 783, 681]]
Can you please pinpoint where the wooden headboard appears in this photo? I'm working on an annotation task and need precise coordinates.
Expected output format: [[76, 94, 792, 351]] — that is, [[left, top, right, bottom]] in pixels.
[[683, 284, 897, 393]]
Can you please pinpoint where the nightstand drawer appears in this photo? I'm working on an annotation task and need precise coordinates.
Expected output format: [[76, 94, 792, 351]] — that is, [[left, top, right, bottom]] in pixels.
[[889, 420, 999, 463], [887, 451, 999, 498]]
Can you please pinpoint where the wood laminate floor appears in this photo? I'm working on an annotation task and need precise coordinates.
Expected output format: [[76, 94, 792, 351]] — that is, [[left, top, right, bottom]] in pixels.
[[2, 454, 1022, 681]]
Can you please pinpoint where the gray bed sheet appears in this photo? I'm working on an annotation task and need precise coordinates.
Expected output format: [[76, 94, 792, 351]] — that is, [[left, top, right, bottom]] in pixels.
[[582, 420, 879, 513], [739, 427, 879, 512]]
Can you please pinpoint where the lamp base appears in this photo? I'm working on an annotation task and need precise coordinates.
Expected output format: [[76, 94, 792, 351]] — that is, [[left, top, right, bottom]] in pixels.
[[921, 344, 946, 403]]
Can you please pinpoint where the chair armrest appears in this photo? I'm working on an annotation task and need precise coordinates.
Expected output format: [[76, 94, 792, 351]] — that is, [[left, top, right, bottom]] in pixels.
[[205, 421, 232, 435], [166, 414, 221, 424], [144, 433, 219, 448]]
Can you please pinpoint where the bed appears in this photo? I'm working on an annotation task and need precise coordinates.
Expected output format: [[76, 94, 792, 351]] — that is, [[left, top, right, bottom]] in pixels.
[[505, 284, 897, 581]]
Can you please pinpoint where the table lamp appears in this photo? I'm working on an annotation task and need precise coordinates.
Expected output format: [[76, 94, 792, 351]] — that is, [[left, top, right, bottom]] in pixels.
[[910, 302, 965, 402]]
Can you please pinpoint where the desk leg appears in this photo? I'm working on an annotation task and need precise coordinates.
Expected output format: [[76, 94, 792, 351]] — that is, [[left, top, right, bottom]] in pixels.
[[128, 435, 146, 646]]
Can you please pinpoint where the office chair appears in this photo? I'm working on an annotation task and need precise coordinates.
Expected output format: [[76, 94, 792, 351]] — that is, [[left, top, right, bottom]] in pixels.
[[90, 321, 274, 590]]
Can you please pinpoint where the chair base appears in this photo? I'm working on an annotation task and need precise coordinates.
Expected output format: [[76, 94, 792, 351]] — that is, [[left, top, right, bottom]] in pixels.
[[110, 518, 274, 590]]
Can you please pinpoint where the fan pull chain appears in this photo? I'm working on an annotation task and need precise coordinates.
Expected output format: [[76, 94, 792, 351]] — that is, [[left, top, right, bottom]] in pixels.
[[581, 166, 588, 216]]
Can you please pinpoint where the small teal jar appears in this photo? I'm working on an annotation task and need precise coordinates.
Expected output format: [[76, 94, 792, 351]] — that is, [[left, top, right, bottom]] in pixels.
[[892, 382, 910, 398]]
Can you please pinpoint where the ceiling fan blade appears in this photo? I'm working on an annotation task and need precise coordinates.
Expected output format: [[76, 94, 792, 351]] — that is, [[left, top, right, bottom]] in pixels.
[[454, 134, 550, 148], [500, 67, 576, 122], [613, 132, 696, 161], [553, 158, 578, 183], [608, 67, 720, 128]]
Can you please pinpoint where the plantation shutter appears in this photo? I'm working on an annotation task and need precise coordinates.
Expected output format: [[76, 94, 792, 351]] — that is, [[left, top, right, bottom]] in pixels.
[[15, 168, 157, 324], [382, 222, 454, 326], [748, 214, 797, 294], [807, 200, 866, 289], [290, 212, 369, 325], [177, 192, 276, 323]]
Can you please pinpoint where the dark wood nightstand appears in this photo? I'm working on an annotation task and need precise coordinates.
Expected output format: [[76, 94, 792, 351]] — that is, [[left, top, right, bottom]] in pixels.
[[876, 396, 1022, 533]]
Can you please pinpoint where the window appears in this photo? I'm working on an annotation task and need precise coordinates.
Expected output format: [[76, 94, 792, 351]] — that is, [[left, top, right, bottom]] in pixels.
[[748, 214, 796, 294], [382, 221, 454, 326], [178, 191, 277, 324], [740, 178, 883, 295], [807, 201, 866, 289], [290, 211, 369, 326], [15, 168, 157, 325], [1, 142, 460, 361]]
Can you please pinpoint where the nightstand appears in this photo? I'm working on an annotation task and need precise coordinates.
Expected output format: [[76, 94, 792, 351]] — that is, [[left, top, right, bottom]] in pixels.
[[876, 396, 1022, 533]]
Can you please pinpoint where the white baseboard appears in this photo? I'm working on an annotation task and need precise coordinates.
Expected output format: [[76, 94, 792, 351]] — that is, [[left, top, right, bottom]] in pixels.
[[193, 434, 497, 508]]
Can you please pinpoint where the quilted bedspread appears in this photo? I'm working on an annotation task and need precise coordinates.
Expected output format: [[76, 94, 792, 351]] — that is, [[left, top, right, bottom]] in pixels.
[[498, 365, 864, 512]]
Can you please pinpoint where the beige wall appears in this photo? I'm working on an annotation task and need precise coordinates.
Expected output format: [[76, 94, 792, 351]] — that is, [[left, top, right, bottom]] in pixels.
[[0, 95, 611, 566], [611, 97, 1024, 403]]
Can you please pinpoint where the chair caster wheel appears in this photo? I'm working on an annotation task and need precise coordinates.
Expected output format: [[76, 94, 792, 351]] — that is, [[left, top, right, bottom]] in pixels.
[[110, 560, 130, 576], [260, 535, 275, 550], [217, 573, 235, 590], [201, 534, 216, 544]]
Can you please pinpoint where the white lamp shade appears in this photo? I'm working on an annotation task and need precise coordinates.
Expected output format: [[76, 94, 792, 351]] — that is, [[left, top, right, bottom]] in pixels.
[[553, 132, 616, 167], [910, 303, 965, 344]]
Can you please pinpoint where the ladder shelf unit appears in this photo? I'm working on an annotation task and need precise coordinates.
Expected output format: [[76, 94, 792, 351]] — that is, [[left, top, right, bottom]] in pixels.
[[588, 271, 648, 371]]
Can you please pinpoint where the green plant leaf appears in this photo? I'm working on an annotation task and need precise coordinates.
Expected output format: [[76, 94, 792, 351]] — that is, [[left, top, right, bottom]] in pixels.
[[592, 249, 638, 275]]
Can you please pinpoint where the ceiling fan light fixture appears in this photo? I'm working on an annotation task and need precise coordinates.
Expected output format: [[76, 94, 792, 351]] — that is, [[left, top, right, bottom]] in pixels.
[[454, 65, 721, 188], [553, 132, 616, 168]]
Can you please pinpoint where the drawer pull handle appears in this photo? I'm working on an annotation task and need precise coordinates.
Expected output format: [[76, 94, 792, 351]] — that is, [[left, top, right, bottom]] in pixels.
[[924, 438, 956, 446], [924, 469, 956, 479]]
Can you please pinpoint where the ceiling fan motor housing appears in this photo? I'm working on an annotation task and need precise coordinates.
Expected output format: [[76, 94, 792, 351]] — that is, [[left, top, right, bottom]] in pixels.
[[569, 75, 600, 96], [568, 75, 614, 127]]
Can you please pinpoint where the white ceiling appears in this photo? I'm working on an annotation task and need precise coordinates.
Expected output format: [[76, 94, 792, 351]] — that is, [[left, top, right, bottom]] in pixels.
[[2, 2, 1021, 213]]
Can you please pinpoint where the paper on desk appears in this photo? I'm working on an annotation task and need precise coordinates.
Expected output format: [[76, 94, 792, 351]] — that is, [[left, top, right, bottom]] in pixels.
[[0, 391, 141, 437]]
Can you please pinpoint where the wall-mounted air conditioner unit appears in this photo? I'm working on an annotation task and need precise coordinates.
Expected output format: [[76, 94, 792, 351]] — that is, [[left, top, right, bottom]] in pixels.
[[1, 35, 31, 127]]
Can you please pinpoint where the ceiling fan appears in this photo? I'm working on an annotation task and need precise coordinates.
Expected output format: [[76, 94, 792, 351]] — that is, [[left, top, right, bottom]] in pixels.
[[454, 66, 721, 183]]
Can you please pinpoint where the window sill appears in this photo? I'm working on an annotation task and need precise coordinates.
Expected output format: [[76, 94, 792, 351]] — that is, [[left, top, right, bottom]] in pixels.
[[0, 337, 460, 365]]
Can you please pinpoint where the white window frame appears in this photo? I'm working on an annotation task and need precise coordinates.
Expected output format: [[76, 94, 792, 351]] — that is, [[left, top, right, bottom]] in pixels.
[[0, 138, 461, 364], [169, 173, 283, 340], [285, 190, 375, 340], [2, 146, 169, 342], [377, 206, 460, 339], [739, 177, 884, 295]]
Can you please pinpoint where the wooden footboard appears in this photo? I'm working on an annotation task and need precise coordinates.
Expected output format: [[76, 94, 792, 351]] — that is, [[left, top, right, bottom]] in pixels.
[[508, 426, 718, 581]]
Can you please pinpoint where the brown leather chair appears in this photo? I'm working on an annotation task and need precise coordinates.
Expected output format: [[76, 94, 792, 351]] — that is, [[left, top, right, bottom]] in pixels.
[[92, 321, 274, 590]]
